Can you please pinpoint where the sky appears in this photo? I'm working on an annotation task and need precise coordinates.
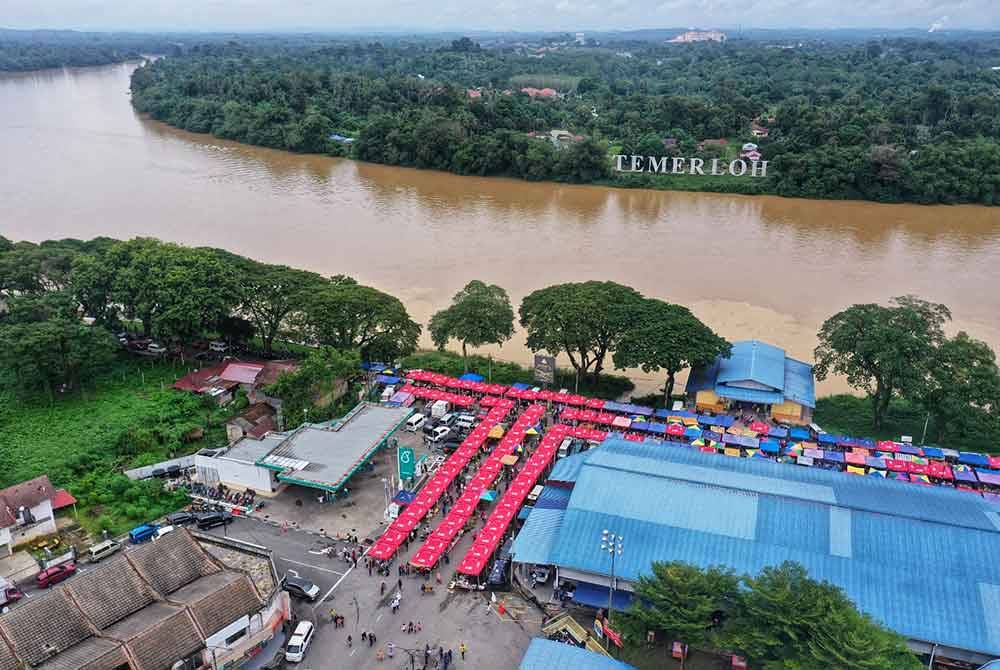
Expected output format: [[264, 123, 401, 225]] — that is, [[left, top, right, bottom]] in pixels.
[[2, 0, 999, 33]]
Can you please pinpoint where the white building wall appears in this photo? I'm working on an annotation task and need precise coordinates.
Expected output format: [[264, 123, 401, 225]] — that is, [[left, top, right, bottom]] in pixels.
[[195, 454, 277, 495], [7, 499, 57, 548]]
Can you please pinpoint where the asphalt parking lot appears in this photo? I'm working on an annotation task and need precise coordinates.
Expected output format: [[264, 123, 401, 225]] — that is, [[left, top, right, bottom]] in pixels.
[[207, 517, 541, 670]]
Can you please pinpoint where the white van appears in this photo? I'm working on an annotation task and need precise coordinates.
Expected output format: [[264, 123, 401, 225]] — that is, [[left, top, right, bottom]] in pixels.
[[87, 539, 122, 562], [405, 414, 427, 432], [284, 621, 315, 663], [557, 438, 573, 459]]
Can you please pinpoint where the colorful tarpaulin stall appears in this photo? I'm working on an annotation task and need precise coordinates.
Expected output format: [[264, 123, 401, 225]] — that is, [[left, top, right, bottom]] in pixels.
[[684, 427, 702, 439], [797, 455, 814, 466], [868, 469, 887, 478], [845, 451, 866, 466], [818, 433, 838, 445], [953, 465, 978, 484], [976, 470, 1000, 487], [789, 427, 811, 441], [847, 465, 866, 475], [749, 421, 770, 435], [922, 446, 945, 460], [866, 456, 887, 469], [612, 416, 631, 429], [898, 444, 923, 457], [769, 427, 789, 439], [666, 423, 686, 437], [928, 462, 953, 480]]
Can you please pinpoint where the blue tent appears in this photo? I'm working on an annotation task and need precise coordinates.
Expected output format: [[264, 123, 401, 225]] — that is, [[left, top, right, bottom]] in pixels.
[[375, 374, 401, 385], [630, 420, 650, 433], [459, 372, 485, 382], [769, 427, 789, 439], [789, 427, 812, 441], [698, 415, 720, 426], [683, 427, 702, 439], [511, 382, 531, 390], [361, 362, 389, 372], [922, 446, 945, 459], [392, 490, 416, 505], [646, 423, 667, 435], [823, 451, 845, 464], [818, 433, 839, 445], [960, 452, 990, 468], [759, 440, 781, 454]]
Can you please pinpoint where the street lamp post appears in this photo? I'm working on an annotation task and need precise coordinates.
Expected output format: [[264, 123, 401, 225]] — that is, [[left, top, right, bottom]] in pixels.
[[600, 529, 624, 648]]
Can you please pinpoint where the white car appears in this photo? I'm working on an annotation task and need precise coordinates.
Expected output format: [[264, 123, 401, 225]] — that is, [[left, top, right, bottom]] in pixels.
[[209, 340, 228, 353], [147, 343, 167, 355], [428, 426, 452, 444], [153, 525, 174, 540], [285, 621, 314, 663]]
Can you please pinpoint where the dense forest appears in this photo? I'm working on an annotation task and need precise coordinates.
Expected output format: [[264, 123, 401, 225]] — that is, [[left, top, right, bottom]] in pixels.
[[128, 35, 1000, 204]]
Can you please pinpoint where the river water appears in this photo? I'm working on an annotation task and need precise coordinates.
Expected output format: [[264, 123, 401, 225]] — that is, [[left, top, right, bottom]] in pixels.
[[3, 62, 1000, 395]]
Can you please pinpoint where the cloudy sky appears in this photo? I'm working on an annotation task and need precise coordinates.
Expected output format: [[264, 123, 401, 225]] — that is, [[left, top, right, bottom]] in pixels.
[[3, 0, 998, 32]]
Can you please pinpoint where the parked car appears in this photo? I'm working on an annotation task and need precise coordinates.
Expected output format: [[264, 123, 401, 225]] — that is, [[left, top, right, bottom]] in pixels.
[[153, 525, 175, 540], [166, 511, 196, 526], [284, 621, 315, 663], [437, 413, 457, 427], [454, 414, 476, 430], [195, 511, 233, 530], [427, 426, 452, 444], [87, 539, 122, 562], [405, 414, 427, 432], [282, 576, 320, 601], [209, 340, 229, 353], [146, 343, 167, 355], [36, 563, 77, 588], [1, 586, 24, 607], [128, 524, 160, 544]]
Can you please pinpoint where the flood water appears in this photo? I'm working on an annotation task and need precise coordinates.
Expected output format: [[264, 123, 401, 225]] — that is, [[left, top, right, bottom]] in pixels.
[[3, 62, 1000, 395]]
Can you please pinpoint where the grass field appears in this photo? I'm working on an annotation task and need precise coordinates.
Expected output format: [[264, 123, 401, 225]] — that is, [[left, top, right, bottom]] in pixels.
[[0, 355, 234, 536]]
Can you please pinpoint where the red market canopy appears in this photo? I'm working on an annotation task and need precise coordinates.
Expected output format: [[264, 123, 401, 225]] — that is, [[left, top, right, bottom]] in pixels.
[[586, 397, 606, 409], [666, 423, 686, 437], [749, 421, 770, 435]]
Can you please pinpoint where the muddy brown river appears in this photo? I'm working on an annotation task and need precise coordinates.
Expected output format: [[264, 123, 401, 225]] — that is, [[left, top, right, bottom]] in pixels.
[[3, 62, 1000, 395]]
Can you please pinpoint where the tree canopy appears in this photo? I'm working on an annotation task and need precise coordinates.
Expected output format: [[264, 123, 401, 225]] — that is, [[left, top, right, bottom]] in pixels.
[[428, 280, 515, 371], [814, 296, 951, 428], [622, 561, 921, 670], [519, 281, 643, 388], [295, 281, 421, 362], [237, 262, 324, 354], [128, 34, 1000, 204], [613, 299, 730, 405]]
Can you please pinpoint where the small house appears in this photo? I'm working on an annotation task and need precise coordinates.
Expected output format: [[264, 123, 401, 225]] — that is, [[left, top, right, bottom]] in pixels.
[[0, 476, 74, 554]]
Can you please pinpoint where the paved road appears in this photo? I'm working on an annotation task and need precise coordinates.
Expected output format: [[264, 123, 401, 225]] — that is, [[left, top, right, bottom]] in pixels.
[[207, 517, 540, 670]]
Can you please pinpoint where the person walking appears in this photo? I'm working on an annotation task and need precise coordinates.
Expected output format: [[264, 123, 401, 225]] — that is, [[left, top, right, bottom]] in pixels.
[[398, 577, 403, 592], [347, 635, 352, 647], [370, 632, 377, 647], [381, 580, 387, 595], [459, 642, 467, 660], [362, 631, 367, 643]]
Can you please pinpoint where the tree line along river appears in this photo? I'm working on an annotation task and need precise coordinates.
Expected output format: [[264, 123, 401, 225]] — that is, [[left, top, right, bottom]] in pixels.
[[3, 62, 1000, 395]]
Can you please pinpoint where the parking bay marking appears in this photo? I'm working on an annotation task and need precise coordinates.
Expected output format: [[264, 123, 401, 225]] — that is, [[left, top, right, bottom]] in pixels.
[[278, 557, 345, 576]]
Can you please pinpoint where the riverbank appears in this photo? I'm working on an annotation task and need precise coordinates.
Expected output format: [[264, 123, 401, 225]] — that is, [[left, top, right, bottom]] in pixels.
[[6, 62, 1000, 400]]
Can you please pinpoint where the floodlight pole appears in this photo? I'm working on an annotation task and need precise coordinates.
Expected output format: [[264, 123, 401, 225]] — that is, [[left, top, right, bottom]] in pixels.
[[600, 529, 624, 651]]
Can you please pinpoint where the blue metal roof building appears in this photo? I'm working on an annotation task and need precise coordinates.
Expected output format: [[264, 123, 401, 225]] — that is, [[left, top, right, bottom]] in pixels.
[[687, 340, 816, 423], [520, 638, 636, 670], [512, 438, 1000, 664]]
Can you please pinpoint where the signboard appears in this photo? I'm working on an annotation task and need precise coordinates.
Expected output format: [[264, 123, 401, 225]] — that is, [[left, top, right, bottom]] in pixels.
[[534, 354, 556, 385], [397, 447, 415, 480], [593, 618, 604, 638], [613, 154, 768, 178]]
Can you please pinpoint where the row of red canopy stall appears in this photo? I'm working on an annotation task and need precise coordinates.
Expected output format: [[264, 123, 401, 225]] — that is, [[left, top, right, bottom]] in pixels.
[[457, 422, 571, 576], [408, 404, 548, 569], [367, 398, 515, 561]]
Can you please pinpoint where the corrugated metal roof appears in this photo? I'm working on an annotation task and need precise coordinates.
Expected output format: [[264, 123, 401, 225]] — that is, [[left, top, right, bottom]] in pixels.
[[511, 508, 564, 566], [520, 638, 635, 670], [549, 453, 588, 483], [716, 340, 786, 390], [531, 438, 1000, 657], [536, 486, 571, 510], [714, 385, 784, 405], [783, 357, 816, 408]]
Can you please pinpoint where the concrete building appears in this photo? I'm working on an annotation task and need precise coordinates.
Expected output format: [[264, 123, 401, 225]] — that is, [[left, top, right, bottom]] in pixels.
[[0, 529, 288, 670], [195, 402, 412, 496], [0, 476, 71, 555], [511, 438, 1000, 666], [686, 340, 816, 424]]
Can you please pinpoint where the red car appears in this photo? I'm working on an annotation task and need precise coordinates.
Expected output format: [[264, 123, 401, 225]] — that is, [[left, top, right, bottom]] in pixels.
[[1, 587, 23, 607], [36, 563, 76, 588]]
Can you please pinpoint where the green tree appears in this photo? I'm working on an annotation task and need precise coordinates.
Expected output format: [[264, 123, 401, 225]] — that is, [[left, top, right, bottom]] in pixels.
[[428, 280, 515, 372], [519, 281, 643, 389], [814, 296, 951, 428], [613, 299, 730, 405], [239, 262, 323, 355], [729, 563, 920, 670], [296, 281, 421, 362], [917, 332, 1000, 443], [266, 347, 360, 422], [622, 561, 740, 652]]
